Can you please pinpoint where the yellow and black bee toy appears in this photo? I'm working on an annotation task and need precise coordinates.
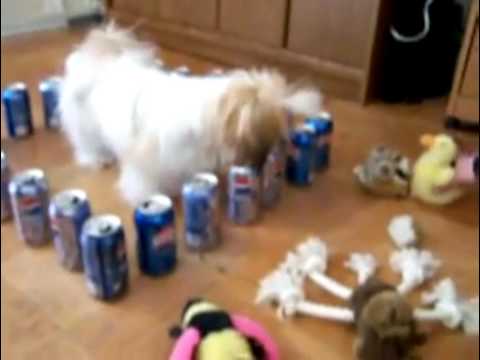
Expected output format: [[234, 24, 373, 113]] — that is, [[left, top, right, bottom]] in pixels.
[[169, 299, 279, 360]]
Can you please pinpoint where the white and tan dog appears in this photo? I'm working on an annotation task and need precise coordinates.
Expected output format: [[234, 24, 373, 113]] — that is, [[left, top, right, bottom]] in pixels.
[[60, 25, 323, 205]]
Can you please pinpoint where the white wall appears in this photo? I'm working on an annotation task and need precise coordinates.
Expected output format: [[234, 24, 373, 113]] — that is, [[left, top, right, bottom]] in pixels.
[[1, 0, 66, 37], [1, 0, 102, 37], [64, 0, 102, 18]]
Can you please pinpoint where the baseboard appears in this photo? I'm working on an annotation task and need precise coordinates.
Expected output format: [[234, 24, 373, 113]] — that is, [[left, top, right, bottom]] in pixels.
[[1, 14, 68, 38], [68, 13, 105, 28]]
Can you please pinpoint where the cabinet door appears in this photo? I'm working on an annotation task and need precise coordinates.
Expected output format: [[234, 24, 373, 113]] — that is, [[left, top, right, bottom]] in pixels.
[[158, 0, 218, 30], [220, 0, 288, 47], [461, 23, 479, 98], [288, 0, 378, 68], [114, 0, 156, 18]]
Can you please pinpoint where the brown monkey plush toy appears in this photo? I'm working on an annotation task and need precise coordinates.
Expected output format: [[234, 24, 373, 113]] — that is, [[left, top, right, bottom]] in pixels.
[[351, 278, 427, 360]]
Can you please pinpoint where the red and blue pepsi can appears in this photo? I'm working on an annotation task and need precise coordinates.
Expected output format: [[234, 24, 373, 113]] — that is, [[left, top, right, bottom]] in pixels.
[[81, 215, 129, 301], [2, 83, 34, 139], [1, 151, 13, 222], [286, 124, 316, 186], [261, 142, 286, 208], [135, 195, 177, 276], [9, 169, 51, 247], [228, 166, 260, 225], [305, 112, 334, 171], [39, 77, 62, 130], [49, 190, 91, 272], [182, 173, 221, 251]]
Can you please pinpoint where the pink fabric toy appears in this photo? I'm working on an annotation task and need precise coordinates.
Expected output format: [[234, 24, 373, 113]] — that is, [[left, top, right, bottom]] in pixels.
[[169, 314, 280, 360]]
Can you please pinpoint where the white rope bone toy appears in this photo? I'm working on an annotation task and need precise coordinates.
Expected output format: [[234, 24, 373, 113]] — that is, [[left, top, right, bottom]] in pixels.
[[256, 268, 354, 322], [415, 278, 479, 335], [390, 248, 442, 295], [256, 236, 478, 335]]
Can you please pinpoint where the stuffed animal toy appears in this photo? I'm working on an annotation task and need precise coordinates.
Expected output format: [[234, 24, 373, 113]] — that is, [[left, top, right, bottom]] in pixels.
[[354, 146, 411, 198], [351, 278, 427, 360], [169, 299, 279, 360], [412, 134, 464, 205]]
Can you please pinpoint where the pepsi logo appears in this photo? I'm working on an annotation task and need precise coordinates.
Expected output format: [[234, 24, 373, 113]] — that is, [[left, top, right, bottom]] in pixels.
[[153, 227, 174, 248]]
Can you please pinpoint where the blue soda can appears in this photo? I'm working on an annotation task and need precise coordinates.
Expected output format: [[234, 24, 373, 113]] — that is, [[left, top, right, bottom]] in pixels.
[[261, 142, 286, 208], [49, 190, 91, 271], [135, 195, 177, 276], [81, 215, 129, 301], [9, 169, 51, 246], [2, 83, 34, 139], [286, 124, 316, 186], [1, 151, 13, 222], [305, 111, 334, 170], [182, 173, 221, 251], [39, 77, 62, 130], [228, 166, 260, 225]]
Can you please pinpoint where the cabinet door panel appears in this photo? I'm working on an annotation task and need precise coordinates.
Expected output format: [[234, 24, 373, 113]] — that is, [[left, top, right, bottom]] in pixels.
[[114, 0, 156, 17], [461, 41, 479, 98], [220, 0, 288, 47], [288, 0, 378, 68], [158, 0, 217, 30]]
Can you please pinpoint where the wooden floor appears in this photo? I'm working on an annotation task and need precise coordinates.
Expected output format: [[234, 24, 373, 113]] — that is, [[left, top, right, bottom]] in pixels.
[[1, 29, 479, 360]]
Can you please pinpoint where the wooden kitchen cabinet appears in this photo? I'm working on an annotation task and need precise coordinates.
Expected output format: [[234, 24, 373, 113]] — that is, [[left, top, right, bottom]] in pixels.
[[219, 0, 288, 47], [288, 0, 379, 69], [111, 0, 389, 102], [448, 1, 479, 122], [113, 0, 156, 17], [158, 0, 218, 30]]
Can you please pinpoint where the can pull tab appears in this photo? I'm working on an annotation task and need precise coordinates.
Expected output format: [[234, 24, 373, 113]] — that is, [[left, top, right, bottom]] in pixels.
[[100, 223, 113, 234], [142, 201, 152, 210]]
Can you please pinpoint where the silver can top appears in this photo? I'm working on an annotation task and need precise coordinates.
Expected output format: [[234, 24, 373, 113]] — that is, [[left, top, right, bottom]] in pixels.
[[184, 172, 219, 193], [296, 123, 316, 134], [39, 77, 62, 92], [229, 165, 257, 177], [9, 169, 47, 196], [318, 111, 332, 121], [194, 173, 219, 187], [84, 215, 122, 238], [7, 82, 27, 91], [11, 168, 46, 186], [51, 189, 88, 215], [138, 194, 173, 215]]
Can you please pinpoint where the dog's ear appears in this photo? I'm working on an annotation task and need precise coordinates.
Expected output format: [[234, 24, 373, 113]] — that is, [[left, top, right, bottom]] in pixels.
[[217, 80, 285, 167]]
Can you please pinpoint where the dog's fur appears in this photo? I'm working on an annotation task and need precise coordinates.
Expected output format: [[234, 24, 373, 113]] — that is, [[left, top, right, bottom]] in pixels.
[[60, 25, 323, 205]]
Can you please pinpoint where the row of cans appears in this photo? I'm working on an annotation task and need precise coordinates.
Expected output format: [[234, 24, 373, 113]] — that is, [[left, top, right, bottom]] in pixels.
[[1, 153, 176, 300], [182, 111, 335, 236], [2, 78, 62, 139], [287, 112, 334, 186], [0, 111, 333, 301]]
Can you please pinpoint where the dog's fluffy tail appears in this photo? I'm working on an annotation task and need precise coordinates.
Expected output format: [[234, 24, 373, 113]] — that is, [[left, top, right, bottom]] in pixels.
[[283, 87, 323, 117], [230, 69, 323, 117]]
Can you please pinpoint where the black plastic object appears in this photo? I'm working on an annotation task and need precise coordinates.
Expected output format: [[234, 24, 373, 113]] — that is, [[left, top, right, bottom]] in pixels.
[[445, 116, 480, 134], [381, 0, 464, 103]]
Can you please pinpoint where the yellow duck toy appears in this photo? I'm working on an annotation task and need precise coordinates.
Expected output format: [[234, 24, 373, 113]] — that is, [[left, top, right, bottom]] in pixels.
[[412, 134, 464, 205]]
